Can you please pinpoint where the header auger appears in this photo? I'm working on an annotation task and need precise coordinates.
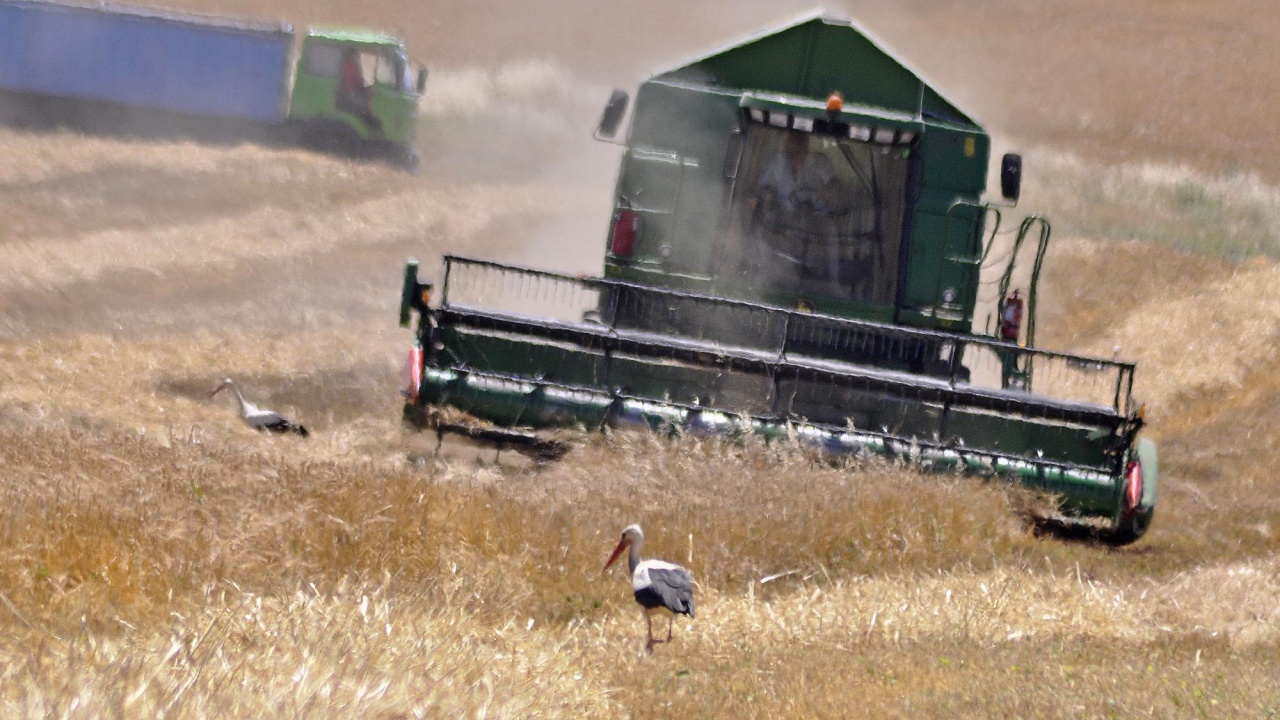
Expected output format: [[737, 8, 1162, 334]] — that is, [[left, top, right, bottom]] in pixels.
[[398, 14, 1157, 544]]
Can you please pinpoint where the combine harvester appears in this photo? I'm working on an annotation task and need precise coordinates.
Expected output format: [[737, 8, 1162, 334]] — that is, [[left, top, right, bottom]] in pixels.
[[398, 15, 1158, 544]]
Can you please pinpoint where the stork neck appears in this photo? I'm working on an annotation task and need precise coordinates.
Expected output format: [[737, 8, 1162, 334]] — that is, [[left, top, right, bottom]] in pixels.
[[628, 538, 643, 575], [226, 383, 249, 415]]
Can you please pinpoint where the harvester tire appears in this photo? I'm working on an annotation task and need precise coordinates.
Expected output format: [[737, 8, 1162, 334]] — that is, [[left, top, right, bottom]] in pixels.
[[1104, 437, 1159, 546]]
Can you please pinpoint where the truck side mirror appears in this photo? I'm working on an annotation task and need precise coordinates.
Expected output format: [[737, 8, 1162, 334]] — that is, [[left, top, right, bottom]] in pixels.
[[594, 89, 629, 140], [1001, 153, 1022, 202], [416, 65, 428, 94]]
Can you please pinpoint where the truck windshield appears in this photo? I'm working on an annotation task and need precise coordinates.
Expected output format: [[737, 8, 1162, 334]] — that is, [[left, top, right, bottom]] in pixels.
[[722, 123, 911, 307]]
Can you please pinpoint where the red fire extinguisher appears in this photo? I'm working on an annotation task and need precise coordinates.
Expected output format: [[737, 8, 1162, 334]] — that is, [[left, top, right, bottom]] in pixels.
[[1000, 290, 1024, 342]]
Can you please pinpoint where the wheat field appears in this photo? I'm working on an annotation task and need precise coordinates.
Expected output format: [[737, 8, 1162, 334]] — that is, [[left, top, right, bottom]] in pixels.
[[1, 1, 1278, 717]]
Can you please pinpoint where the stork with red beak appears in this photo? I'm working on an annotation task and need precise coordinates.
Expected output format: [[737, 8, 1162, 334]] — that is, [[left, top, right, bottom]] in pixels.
[[603, 524, 695, 652]]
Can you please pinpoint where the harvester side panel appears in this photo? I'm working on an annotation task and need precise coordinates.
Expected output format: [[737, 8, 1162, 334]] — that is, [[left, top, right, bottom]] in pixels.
[[619, 81, 742, 276]]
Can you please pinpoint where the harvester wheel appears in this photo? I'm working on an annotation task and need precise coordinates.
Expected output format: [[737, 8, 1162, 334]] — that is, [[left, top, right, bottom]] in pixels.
[[1104, 438, 1159, 546]]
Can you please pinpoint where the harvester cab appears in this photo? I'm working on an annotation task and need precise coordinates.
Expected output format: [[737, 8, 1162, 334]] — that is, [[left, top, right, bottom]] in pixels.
[[399, 14, 1158, 544]]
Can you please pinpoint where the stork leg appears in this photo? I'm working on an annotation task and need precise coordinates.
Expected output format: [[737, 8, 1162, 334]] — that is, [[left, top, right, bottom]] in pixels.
[[666, 614, 674, 642], [645, 612, 655, 654]]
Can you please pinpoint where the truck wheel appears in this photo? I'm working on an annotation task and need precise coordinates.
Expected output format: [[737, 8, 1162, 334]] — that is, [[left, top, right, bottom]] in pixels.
[[400, 147, 422, 174], [324, 129, 360, 158], [300, 124, 360, 158]]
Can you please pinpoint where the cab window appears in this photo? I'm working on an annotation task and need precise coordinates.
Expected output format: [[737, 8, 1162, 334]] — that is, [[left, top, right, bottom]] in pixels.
[[722, 122, 912, 306], [302, 43, 343, 77], [374, 52, 403, 87]]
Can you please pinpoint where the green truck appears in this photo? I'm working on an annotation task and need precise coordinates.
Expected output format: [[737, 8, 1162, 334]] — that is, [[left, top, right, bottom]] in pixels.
[[286, 27, 426, 165], [399, 14, 1158, 543], [0, 0, 425, 166]]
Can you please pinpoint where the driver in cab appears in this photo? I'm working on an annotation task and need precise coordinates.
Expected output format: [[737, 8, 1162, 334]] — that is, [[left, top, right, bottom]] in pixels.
[[755, 131, 838, 222], [750, 131, 843, 281]]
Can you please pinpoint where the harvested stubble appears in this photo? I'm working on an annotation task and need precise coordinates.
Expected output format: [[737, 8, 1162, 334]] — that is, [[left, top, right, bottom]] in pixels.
[[4, 0, 1280, 714], [2, 422, 1280, 717]]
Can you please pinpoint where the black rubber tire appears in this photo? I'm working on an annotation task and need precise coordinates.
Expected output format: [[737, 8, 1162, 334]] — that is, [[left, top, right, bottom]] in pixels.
[[1103, 437, 1159, 546]]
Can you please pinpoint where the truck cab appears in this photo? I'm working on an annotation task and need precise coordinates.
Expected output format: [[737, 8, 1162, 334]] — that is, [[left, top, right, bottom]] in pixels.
[[289, 29, 426, 165]]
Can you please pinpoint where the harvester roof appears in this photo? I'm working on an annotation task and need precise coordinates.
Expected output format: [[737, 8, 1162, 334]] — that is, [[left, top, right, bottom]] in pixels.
[[654, 12, 981, 131]]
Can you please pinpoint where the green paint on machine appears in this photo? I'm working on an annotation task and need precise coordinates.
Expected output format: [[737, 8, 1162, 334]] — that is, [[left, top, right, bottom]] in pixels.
[[398, 14, 1157, 544]]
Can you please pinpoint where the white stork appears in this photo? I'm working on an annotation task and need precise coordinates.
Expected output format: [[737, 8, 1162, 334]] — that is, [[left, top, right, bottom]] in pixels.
[[209, 377, 309, 437], [603, 524, 695, 652]]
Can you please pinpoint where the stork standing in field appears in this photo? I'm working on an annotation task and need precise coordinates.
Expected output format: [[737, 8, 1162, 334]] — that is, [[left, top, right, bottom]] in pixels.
[[603, 524, 695, 653], [209, 377, 309, 437]]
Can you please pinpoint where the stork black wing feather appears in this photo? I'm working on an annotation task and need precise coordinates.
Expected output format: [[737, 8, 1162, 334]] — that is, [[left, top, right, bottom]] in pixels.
[[644, 567, 695, 618], [260, 418, 309, 437]]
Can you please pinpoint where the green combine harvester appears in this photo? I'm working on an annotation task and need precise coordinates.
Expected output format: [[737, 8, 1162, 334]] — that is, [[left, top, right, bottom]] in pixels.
[[398, 14, 1158, 544]]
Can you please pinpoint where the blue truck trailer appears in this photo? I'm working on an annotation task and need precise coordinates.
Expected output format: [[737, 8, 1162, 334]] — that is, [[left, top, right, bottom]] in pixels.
[[0, 0, 426, 164]]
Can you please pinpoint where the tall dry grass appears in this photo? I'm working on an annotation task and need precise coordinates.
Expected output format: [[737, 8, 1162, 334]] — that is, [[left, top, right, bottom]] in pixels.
[[2, 424, 1279, 717]]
